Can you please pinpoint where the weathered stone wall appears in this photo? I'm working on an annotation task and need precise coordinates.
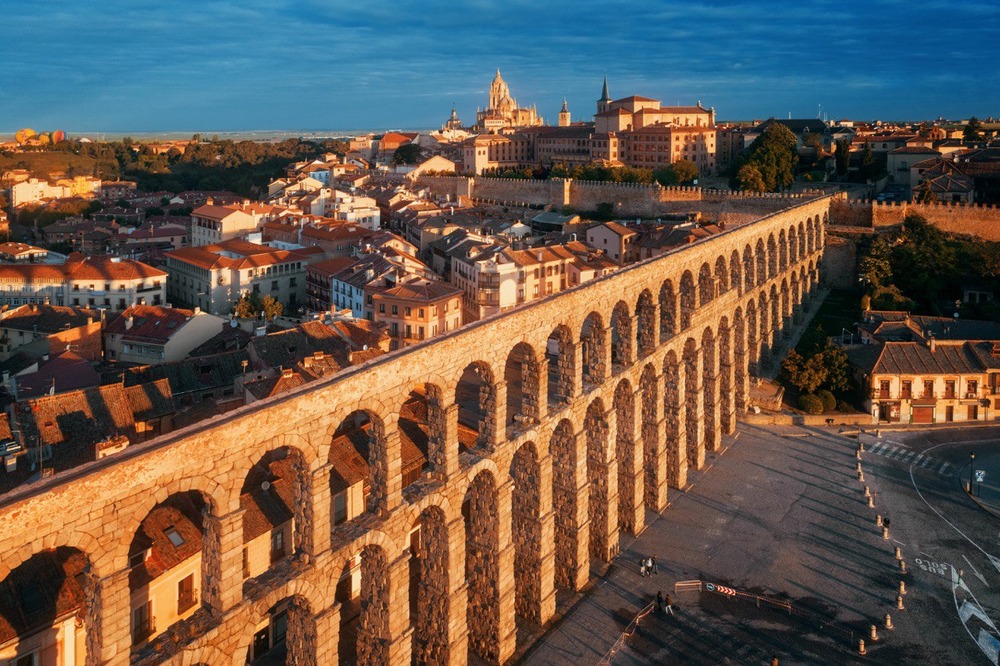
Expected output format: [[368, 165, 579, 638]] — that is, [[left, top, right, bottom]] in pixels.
[[0, 196, 831, 666], [830, 195, 1000, 241]]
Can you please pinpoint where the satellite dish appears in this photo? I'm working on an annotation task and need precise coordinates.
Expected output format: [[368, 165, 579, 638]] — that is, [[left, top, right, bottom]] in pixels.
[[230, 319, 238, 328], [261, 481, 271, 490]]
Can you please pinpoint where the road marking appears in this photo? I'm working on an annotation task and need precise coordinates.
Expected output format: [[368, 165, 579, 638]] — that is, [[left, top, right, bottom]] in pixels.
[[941, 462, 952, 475], [921, 456, 933, 468], [952, 566, 1000, 665], [964, 554, 991, 587], [913, 453, 925, 466], [988, 555, 1000, 575], [902, 451, 918, 463], [869, 442, 886, 454]]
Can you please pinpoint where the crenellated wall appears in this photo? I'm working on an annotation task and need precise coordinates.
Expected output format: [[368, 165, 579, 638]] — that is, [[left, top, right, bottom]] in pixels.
[[830, 195, 1000, 241], [417, 175, 825, 219], [0, 197, 832, 666]]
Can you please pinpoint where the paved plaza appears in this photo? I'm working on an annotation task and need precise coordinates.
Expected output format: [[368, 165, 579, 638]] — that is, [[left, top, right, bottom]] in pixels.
[[522, 422, 999, 665]]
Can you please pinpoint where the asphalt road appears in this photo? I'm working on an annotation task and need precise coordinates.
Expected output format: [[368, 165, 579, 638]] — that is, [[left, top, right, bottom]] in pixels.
[[521, 423, 1000, 665]]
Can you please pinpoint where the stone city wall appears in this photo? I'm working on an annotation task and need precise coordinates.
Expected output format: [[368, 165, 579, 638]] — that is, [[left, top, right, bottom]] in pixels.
[[830, 196, 1000, 241]]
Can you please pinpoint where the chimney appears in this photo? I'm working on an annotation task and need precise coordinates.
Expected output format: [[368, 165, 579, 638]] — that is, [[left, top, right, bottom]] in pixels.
[[206, 197, 214, 206], [929, 336, 936, 352], [125, 316, 134, 330]]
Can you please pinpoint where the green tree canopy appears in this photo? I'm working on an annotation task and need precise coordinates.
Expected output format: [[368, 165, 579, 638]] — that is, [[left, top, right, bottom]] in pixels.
[[834, 139, 851, 176], [859, 143, 878, 182], [731, 122, 798, 192], [392, 143, 422, 165], [233, 292, 283, 321], [964, 116, 983, 143]]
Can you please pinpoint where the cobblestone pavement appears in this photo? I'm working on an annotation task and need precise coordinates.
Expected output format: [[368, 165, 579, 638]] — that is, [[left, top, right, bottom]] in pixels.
[[522, 423, 984, 665]]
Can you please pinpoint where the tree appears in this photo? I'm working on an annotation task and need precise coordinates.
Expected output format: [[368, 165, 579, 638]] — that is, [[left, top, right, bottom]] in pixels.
[[780, 349, 828, 394], [233, 292, 283, 321], [834, 139, 851, 176], [732, 122, 798, 192], [820, 341, 851, 393], [859, 143, 878, 182], [392, 144, 422, 165], [857, 235, 893, 290], [671, 159, 699, 184], [964, 116, 983, 143], [736, 163, 767, 192], [914, 181, 937, 204]]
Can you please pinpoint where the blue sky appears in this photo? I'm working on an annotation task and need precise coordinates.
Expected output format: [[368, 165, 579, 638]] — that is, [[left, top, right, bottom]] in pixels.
[[3, 0, 999, 133]]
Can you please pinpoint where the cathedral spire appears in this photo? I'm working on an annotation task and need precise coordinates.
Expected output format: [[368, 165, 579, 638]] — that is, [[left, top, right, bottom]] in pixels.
[[600, 76, 611, 103]]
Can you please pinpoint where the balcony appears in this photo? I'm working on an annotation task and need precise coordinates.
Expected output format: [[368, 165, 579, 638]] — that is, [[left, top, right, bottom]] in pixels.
[[132, 617, 156, 646], [877, 391, 891, 400], [966, 391, 980, 400], [137, 284, 161, 293]]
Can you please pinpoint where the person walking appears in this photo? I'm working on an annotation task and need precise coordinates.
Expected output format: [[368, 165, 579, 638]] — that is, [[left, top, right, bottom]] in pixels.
[[651, 554, 658, 574], [640, 558, 647, 577], [665, 593, 675, 615], [656, 590, 664, 613]]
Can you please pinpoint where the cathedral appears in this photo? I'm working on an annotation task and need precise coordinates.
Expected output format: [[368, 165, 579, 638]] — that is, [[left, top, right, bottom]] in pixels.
[[473, 69, 544, 132]]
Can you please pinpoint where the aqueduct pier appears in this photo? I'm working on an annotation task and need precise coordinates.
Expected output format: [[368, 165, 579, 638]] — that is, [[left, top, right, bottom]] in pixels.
[[0, 196, 830, 665]]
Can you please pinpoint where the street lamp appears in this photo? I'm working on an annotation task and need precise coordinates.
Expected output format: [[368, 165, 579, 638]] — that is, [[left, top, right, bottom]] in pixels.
[[970, 451, 977, 492]]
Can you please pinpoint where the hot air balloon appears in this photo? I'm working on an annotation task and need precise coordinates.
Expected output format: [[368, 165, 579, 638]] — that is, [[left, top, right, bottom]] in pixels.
[[14, 128, 36, 144], [38, 133, 51, 145], [51, 130, 66, 143]]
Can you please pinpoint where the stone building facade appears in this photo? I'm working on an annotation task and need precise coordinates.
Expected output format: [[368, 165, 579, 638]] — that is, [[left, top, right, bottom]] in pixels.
[[0, 197, 829, 665]]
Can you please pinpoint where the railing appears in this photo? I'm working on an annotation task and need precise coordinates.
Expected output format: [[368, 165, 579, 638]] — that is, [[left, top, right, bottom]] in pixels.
[[178, 589, 198, 613], [132, 617, 156, 645], [966, 391, 980, 400]]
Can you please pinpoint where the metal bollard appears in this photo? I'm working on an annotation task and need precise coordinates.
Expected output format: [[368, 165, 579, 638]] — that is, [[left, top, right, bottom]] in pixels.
[[870, 624, 878, 641], [876, 514, 883, 527], [864, 485, 871, 498], [771, 657, 779, 666], [859, 441, 865, 452], [899, 580, 907, 595], [857, 461, 863, 473], [858, 639, 866, 655], [885, 613, 893, 630], [856, 449, 862, 460], [859, 470, 865, 482], [897, 594, 905, 610], [868, 496, 875, 508], [894, 546, 901, 560], [899, 560, 907, 573], [882, 526, 890, 540]]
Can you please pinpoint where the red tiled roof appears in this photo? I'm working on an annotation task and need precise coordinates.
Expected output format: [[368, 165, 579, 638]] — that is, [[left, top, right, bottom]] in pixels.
[[105, 305, 197, 343]]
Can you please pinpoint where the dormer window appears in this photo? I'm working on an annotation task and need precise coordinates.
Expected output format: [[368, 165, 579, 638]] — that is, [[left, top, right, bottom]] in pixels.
[[165, 527, 185, 547]]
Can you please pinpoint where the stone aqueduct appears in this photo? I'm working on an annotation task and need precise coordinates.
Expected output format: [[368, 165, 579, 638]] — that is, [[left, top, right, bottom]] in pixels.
[[0, 197, 830, 665]]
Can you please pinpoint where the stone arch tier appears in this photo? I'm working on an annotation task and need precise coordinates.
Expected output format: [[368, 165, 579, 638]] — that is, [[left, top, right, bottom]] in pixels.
[[0, 196, 831, 665]]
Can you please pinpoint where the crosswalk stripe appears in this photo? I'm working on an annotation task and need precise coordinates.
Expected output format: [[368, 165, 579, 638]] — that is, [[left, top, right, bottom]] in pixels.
[[940, 462, 952, 475], [888, 447, 906, 459], [913, 453, 925, 466], [903, 451, 918, 463], [870, 442, 886, 454], [920, 456, 933, 468]]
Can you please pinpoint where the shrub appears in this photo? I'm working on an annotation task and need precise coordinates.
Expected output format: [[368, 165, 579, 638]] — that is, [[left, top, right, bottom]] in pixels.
[[817, 389, 837, 412], [798, 394, 824, 414], [837, 400, 854, 413]]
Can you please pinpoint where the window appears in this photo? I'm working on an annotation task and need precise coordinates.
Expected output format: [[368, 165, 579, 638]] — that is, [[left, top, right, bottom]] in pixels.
[[14, 652, 37, 666], [391, 305, 398, 315], [379, 303, 385, 313], [271, 281, 278, 291], [270, 529, 285, 563], [129, 549, 148, 569], [165, 526, 185, 547], [333, 491, 348, 525], [177, 574, 196, 613]]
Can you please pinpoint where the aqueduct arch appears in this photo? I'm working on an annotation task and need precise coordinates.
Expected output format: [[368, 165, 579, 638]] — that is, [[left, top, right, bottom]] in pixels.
[[0, 196, 831, 664]]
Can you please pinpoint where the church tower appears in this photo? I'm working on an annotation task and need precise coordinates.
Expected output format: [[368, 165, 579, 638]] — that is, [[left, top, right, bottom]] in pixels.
[[558, 99, 571, 127], [489, 69, 513, 111], [597, 76, 612, 114]]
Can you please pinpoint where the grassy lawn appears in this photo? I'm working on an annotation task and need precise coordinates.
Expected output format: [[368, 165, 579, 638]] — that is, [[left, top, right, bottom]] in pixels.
[[799, 287, 862, 351]]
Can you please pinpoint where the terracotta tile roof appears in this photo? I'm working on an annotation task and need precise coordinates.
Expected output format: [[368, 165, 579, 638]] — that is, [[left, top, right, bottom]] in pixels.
[[15, 351, 101, 399], [124, 378, 176, 421], [191, 204, 246, 220], [613, 95, 660, 103], [0, 547, 88, 645], [105, 305, 197, 344], [241, 456, 296, 541], [244, 369, 309, 401], [307, 257, 359, 278], [122, 349, 251, 398], [368, 278, 462, 303], [847, 340, 987, 375], [128, 495, 203, 588], [0, 304, 99, 334], [63, 255, 166, 281], [249, 321, 351, 371]]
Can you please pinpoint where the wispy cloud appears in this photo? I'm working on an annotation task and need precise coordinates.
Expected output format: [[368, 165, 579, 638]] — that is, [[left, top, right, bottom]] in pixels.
[[2, 0, 998, 131]]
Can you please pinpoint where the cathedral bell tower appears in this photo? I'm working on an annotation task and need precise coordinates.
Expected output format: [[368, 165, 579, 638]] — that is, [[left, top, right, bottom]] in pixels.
[[558, 99, 571, 127]]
